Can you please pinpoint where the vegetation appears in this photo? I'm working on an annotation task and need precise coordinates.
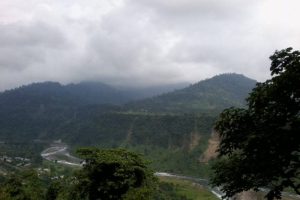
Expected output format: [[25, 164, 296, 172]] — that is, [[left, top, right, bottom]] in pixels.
[[0, 73, 257, 198], [157, 176, 218, 200], [71, 148, 157, 200], [0, 106, 216, 176], [127, 141, 212, 178], [126, 73, 256, 113], [0, 148, 218, 200], [0, 170, 46, 200], [0, 111, 215, 176], [0, 148, 157, 200], [0, 74, 253, 146], [211, 48, 300, 199]]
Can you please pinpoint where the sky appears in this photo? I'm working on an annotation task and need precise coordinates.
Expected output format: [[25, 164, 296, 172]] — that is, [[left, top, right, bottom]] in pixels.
[[0, 0, 300, 91]]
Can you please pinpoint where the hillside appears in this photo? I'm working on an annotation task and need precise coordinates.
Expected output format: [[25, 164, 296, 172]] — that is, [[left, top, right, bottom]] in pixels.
[[0, 81, 123, 140], [0, 81, 188, 140], [0, 74, 256, 142], [126, 73, 256, 113], [0, 81, 131, 107], [0, 73, 256, 176]]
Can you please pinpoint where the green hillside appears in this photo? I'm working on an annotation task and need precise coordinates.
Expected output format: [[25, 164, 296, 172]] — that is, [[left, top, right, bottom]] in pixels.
[[0, 73, 256, 176], [126, 73, 256, 113], [0, 73, 255, 141]]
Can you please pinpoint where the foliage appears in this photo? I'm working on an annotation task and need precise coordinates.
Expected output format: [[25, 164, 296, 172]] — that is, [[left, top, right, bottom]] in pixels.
[[59, 112, 215, 148], [156, 177, 218, 200], [0, 74, 253, 142], [154, 182, 190, 200], [0, 73, 252, 179], [70, 148, 158, 200], [2, 148, 186, 200], [0, 110, 216, 177], [0, 142, 44, 165], [211, 48, 300, 199], [128, 141, 212, 178], [126, 73, 256, 113], [0, 170, 46, 200]]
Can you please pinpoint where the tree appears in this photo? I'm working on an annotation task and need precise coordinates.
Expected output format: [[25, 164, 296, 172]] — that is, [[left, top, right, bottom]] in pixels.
[[0, 175, 28, 200], [0, 170, 45, 200], [211, 47, 300, 199], [69, 148, 157, 200]]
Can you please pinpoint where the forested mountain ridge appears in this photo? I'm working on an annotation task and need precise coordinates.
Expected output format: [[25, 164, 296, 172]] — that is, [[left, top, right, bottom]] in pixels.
[[0, 73, 256, 176], [0, 73, 255, 112], [0, 81, 189, 107], [0, 73, 256, 142], [126, 73, 256, 113], [0, 81, 130, 106], [0, 81, 123, 140]]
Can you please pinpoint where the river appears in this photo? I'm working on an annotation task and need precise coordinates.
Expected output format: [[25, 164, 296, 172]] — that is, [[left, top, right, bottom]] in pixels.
[[41, 143, 223, 199], [41, 143, 82, 167], [41, 144, 300, 200]]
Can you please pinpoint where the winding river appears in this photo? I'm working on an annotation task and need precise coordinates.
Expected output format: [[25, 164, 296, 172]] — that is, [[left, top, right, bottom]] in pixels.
[[41, 144, 300, 200], [41, 143, 223, 199], [41, 143, 82, 167]]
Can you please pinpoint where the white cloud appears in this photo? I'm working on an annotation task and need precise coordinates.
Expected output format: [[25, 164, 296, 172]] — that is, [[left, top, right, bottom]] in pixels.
[[0, 0, 299, 91]]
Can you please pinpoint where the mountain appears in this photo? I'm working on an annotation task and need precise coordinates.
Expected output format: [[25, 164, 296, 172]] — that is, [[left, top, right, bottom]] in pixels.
[[0, 73, 256, 176], [126, 73, 256, 113], [118, 82, 190, 100], [0, 74, 256, 141], [65, 81, 129, 105], [0, 81, 190, 107], [0, 81, 132, 107], [0, 80, 189, 140]]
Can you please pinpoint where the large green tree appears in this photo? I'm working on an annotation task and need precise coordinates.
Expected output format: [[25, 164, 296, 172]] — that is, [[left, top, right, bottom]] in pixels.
[[69, 148, 157, 200], [211, 47, 300, 199]]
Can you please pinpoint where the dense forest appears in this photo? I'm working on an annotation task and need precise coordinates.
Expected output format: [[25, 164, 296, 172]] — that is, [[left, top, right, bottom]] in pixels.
[[126, 73, 256, 113]]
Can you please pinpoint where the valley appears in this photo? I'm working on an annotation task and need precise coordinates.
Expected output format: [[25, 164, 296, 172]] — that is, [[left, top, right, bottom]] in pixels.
[[39, 143, 300, 200], [40, 141, 221, 199], [1, 0, 298, 198], [0, 73, 258, 199]]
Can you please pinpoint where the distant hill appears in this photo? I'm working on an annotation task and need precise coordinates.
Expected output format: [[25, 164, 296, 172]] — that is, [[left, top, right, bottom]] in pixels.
[[126, 73, 256, 113], [118, 82, 190, 100], [0, 81, 189, 107], [0, 74, 256, 141], [0, 81, 133, 107], [0, 80, 189, 140]]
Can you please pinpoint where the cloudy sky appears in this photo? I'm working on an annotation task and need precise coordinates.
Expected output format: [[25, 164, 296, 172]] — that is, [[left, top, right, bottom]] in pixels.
[[0, 0, 299, 90]]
